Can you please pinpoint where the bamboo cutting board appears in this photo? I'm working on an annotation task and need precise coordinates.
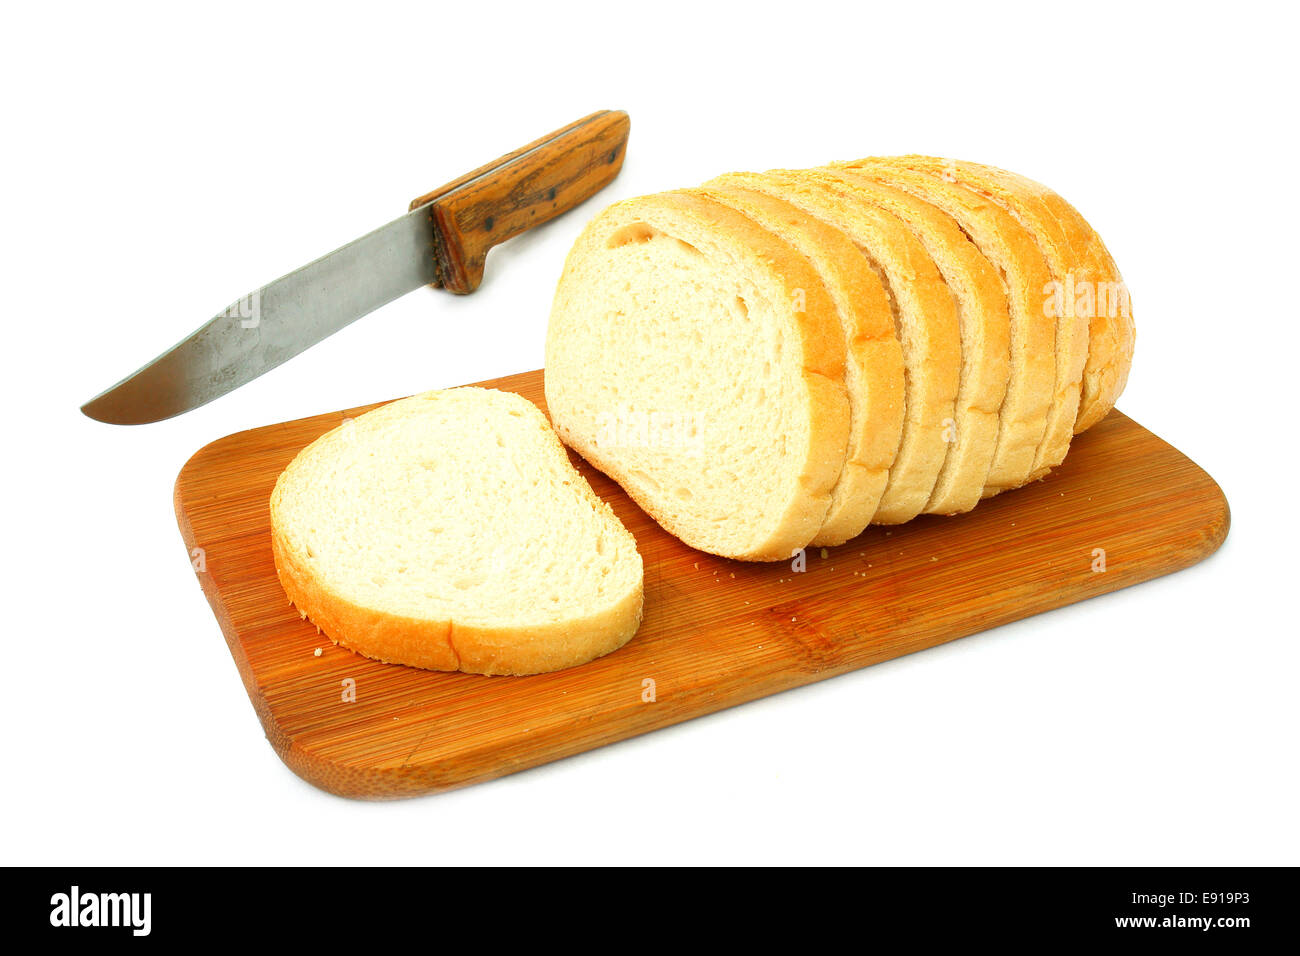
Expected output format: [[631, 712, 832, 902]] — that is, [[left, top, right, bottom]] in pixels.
[[175, 370, 1229, 799]]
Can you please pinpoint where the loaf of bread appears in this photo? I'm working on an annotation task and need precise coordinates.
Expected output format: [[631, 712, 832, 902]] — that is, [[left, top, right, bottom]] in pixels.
[[546, 156, 1133, 559], [270, 387, 644, 675]]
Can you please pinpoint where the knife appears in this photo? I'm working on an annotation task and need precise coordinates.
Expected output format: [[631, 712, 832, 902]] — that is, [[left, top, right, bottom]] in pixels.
[[81, 110, 631, 425]]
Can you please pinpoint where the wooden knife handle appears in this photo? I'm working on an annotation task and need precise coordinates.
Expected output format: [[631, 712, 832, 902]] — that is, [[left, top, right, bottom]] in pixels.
[[409, 110, 630, 294]]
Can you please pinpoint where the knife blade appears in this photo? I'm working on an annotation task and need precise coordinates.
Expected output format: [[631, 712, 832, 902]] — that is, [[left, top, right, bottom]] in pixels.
[[81, 110, 630, 425]]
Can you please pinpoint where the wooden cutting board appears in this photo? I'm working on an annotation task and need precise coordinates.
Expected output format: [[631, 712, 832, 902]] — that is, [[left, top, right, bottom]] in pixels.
[[174, 370, 1229, 799]]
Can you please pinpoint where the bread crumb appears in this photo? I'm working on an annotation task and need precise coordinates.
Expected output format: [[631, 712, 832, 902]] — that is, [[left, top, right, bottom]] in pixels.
[[694, 562, 699, 570], [820, 548, 829, 559], [791, 616, 797, 622], [313, 647, 323, 657], [730, 572, 735, 578]]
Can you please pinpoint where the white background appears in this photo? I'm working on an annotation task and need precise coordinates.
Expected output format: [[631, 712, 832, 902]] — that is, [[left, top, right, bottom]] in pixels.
[[4, 1, 1296, 865]]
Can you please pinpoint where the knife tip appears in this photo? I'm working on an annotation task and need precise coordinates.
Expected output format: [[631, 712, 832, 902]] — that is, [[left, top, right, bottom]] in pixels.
[[80, 393, 161, 426]]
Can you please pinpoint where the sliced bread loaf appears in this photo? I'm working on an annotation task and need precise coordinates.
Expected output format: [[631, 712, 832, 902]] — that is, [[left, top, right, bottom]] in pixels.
[[693, 183, 905, 545], [544, 190, 851, 561], [803, 168, 1011, 514], [706, 170, 961, 524], [831, 160, 1057, 496], [270, 387, 644, 676]]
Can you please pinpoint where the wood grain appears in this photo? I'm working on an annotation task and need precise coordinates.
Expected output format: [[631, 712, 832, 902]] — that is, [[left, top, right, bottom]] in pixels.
[[408, 110, 630, 293], [174, 370, 1229, 799]]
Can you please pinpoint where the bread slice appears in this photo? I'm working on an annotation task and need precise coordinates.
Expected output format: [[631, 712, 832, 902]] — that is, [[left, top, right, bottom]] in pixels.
[[707, 170, 961, 524], [544, 190, 851, 561], [802, 168, 1011, 514], [270, 387, 644, 676], [830, 160, 1057, 495], [692, 183, 905, 545], [838, 157, 1090, 476]]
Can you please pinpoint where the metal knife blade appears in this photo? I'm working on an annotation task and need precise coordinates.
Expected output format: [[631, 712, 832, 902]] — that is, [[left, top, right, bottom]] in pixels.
[[81, 207, 437, 425], [80, 110, 631, 424]]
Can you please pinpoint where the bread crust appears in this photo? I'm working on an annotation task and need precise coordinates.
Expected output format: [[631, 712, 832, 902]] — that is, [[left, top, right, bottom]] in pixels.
[[805, 168, 1011, 515], [545, 190, 851, 561], [270, 389, 644, 677], [693, 183, 905, 545]]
